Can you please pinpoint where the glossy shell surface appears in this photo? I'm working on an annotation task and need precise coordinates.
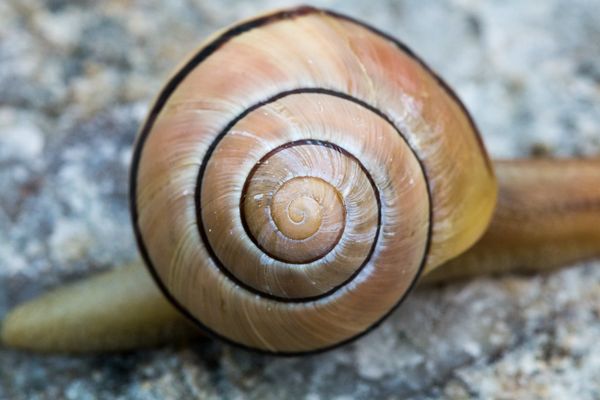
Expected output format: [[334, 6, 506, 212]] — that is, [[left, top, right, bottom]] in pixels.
[[131, 7, 496, 353]]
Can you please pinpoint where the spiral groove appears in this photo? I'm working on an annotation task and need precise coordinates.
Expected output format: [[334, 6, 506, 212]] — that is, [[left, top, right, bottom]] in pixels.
[[243, 148, 349, 264], [273, 183, 326, 239], [198, 100, 386, 301]]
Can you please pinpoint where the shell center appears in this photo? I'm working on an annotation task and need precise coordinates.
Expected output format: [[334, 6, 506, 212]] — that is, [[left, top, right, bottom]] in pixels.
[[272, 179, 325, 240]]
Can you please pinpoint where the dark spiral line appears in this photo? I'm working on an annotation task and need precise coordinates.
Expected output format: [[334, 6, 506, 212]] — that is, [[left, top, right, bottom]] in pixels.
[[129, 6, 443, 355], [240, 140, 353, 265], [195, 93, 383, 303]]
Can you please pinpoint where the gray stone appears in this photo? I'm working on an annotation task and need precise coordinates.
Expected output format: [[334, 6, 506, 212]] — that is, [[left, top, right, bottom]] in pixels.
[[1, 0, 599, 399]]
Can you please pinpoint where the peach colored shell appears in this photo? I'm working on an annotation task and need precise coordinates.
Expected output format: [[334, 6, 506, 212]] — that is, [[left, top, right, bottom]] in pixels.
[[131, 7, 496, 353]]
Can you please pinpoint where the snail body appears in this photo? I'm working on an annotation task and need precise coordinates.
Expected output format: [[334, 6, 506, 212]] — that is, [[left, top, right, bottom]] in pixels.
[[2, 7, 600, 354], [424, 159, 600, 283]]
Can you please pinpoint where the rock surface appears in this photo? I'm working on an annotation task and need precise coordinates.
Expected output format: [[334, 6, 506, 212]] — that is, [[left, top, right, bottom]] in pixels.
[[1, 0, 599, 399]]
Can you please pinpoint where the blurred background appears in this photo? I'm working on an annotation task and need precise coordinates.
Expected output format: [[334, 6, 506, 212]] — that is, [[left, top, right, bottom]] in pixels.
[[1, 0, 599, 399]]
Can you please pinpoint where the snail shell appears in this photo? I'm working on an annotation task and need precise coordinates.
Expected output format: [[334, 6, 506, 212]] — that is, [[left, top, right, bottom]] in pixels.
[[131, 7, 496, 353]]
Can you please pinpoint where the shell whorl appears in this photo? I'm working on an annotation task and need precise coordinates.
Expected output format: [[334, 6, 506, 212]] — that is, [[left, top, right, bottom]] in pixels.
[[198, 95, 427, 302], [131, 7, 496, 353]]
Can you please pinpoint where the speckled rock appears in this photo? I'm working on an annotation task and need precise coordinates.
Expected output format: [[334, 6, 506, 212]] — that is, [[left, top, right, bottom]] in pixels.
[[1, 1, 599, 399]]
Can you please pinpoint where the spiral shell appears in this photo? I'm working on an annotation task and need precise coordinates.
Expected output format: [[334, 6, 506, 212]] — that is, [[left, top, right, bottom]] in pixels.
[[131, 7, 496, 353]]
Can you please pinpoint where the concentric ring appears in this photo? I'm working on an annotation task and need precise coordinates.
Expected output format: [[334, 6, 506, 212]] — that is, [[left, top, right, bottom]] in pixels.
[[197, 97, 389, 301], [241, 144, 349, 264]]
